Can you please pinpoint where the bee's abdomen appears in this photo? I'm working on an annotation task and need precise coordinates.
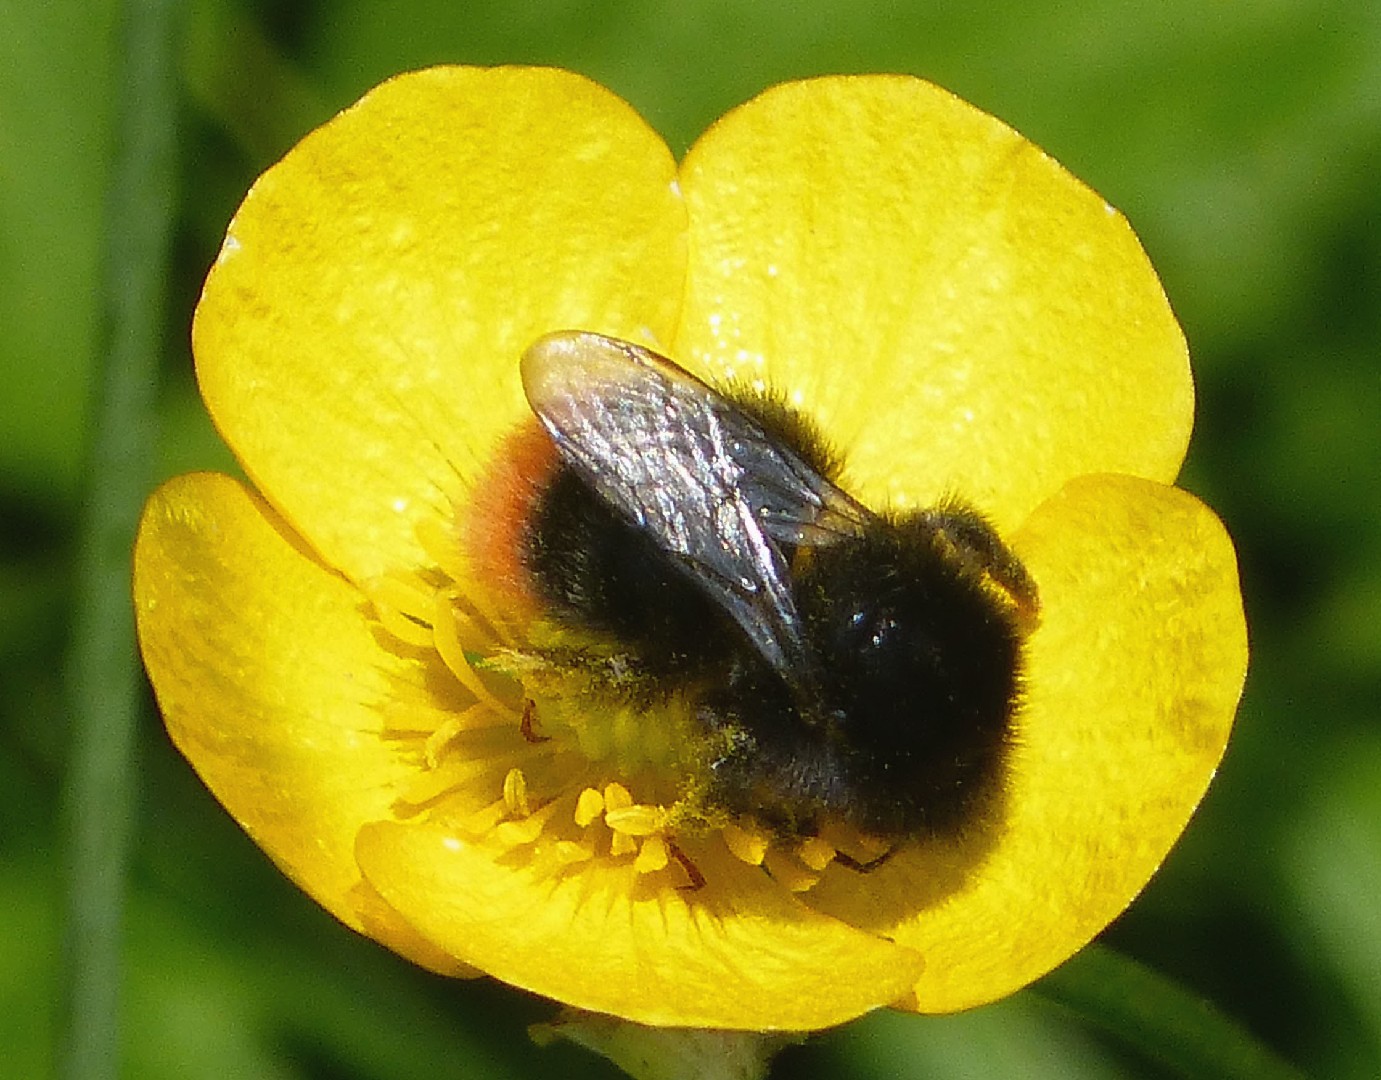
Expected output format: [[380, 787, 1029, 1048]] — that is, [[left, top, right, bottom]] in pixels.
[[521, 464, 741, 677]]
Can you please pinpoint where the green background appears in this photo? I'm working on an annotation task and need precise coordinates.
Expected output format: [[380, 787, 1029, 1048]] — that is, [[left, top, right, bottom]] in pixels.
[[5, 1, 1379, 1077]]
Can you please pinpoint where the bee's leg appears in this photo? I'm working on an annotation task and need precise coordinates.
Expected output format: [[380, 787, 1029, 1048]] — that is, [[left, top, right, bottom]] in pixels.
[[519, 698, 550, 743], [833, 847, 897, 874], [667, 840, 707, 891], [923, 503, 1040, 626]]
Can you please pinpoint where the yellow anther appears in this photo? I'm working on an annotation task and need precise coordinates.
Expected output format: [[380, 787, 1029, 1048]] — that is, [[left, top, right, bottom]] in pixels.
[[764, 848, 820, 893], [604, 804, 664, 837], [372, 572, 436, 621], [610, 830, 638, 857], [552, 839, 595, 865], [798, 835, 836, 872], [722, 820, 769, 866], [369, 599, 435, 648], [432, 594, 513, 715], [634, 835, 670, 874], [494, 815, 544, 847], [851, 831, 892, 862], [424, 713, 466, 768], [363, 573, 437, 647], [574, 787, 605, 827], [602, 782, 633, 811], [458, 801, 507, 838], [502, 767, 531, 817]]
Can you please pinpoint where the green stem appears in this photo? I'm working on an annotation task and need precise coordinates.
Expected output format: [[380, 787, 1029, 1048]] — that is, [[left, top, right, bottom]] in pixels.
[[57, 1, 179, 1078], [1032, 943, 1308, 1080]]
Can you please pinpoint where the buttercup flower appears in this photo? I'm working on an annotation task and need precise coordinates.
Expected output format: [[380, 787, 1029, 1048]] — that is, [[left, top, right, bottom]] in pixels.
[[134, 67, 1247, 1030]]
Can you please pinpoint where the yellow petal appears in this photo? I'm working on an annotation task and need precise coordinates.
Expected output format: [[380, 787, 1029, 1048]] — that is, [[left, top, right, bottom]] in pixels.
[[133, 472, 470, 976], [195, 66, 686, 584], [355, 822, 926, 1030], [805, 473, 1245, 1012], [676, 76, 1192, 529]]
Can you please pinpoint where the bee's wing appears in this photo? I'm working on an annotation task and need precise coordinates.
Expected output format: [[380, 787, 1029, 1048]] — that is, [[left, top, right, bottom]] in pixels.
[[521, 331, 867, 677]]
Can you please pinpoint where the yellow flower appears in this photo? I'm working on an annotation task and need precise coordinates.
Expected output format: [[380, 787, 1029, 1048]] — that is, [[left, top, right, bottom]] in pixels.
[[133, 67, 1247, 1030]]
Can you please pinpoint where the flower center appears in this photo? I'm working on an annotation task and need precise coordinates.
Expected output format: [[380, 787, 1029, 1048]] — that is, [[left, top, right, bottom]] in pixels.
[[359, 516, 893, 894]]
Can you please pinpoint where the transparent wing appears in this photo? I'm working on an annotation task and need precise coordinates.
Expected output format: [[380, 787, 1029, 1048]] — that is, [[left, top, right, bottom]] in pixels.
[[521, 331, 869, 677]]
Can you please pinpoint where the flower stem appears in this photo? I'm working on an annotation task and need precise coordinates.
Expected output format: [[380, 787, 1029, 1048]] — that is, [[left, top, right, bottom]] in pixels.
[[1032, 942, 1307, 1080], [57, 1, 179, 1078]]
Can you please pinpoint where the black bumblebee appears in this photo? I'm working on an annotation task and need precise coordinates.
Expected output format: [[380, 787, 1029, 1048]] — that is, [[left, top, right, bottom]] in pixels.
[[518, 331, 1038, 842]]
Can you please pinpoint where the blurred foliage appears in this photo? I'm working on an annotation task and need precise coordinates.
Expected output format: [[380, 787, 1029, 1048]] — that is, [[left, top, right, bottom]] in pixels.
[[4, 1, 1379, 1077]]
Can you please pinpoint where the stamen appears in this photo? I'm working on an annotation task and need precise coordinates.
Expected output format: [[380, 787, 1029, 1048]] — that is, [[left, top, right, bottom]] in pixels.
[[414, 514, 471, 588], [502, 767, 531, 817], [424, 712, 466, 768], [634, 835, 670, 874], [414, 703, 508, 762], [574, 787, 605, 827], [849, 831, 893, 864], [370, 571, 437, 624], [454, 585, 518, 650], [797, 835, 837, 872], [365, 578, 436, 647], [378, 698, 449, 737], [494, 814, 545, 847], [763, 848, 820, 893], [552, 839, 595, 866], [414, 515, 516, 648], [722, 820, 770, 866], [522, 835, 597, 882], [457, 799, 509, 838], [603, 782, 633, 812], [604, 803, 665, 837], [432, 594, 517, 716]]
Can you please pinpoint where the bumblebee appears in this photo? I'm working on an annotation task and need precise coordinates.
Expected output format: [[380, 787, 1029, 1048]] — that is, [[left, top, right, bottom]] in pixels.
[[516, 331, 1038, 841]]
